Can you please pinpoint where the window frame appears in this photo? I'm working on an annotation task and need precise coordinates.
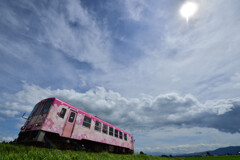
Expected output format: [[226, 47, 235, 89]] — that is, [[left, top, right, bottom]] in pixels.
[[42, 99, 54, 114], [28, 103, 39, 118], [109, 127, 113, 136], [94, 120, 102, 132], [35, 103, 44, 116], [59, 108, 67, 118], [124, 133, 128, 141], [115, 129, 119, 138], [68, 112, 76, 123], [119, 131, 123, 139], [82, 116, 92, 129], [102, 124, 108, 134]]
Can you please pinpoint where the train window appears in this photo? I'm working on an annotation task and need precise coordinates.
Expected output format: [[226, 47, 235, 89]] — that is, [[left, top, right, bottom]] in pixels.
[[35, 103, 44, 115], [109, 127, 113, 136], [29, 103, 39, 118], [119, 131, 122, 139], [115, 129, 118, 138], [83, 116, 91, 128], [124, 133, 127, 141], [102, 124, 108, 134], [42, 99, 54, 114], [68, 112, 75, 123], [94, 121, 101, 132], [59, 108, 66, 118]]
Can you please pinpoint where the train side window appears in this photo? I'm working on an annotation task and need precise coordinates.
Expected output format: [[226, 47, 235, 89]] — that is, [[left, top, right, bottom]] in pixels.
[[119, 131, 122, 139], [83, 116, 91, 128], [115, 129, 118, 138], [109, 127, 113, 136], [102, 124, 108, 134], [68, 112, 76, 123], [94, 121, 101, 132], [59, 108, 66, 118], [124, 133, 127, 141]]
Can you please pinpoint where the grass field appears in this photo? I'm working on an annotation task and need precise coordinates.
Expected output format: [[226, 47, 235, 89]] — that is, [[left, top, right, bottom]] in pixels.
[[0, 143, 239, 160], [185, 156, 240, 160]]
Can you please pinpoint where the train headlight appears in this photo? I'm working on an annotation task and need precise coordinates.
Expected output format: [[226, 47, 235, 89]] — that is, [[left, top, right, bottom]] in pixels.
[[35, 123, 42, 127]]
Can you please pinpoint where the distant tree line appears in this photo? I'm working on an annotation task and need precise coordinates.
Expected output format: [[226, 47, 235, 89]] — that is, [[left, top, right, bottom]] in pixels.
[[1, 138, 17, 144]]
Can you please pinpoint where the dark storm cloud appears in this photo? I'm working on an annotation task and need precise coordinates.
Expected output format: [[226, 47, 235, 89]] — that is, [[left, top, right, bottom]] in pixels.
[[202, 103, 240, 133]]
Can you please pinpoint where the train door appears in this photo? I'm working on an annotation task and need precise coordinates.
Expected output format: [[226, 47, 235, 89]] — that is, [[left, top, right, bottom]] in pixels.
[[62, 110, 77, 137], [130, 136, 134, 151]]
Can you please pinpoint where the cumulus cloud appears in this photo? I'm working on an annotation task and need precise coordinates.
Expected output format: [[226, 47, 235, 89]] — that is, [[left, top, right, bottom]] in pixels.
[[0, 110, 19, 118], [2, 82, 240, 133], [0, 136, 14, 142], [135, 127, 240, 154], [1, 0, 240, 154], [137, 143, 222, 154], [1, 0, 240, 103]]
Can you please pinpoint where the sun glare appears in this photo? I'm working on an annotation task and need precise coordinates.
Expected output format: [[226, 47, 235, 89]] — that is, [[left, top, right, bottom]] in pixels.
[[180, 2, 198, 23]]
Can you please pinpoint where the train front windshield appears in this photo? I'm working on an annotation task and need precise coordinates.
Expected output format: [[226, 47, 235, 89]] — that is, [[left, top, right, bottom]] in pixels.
[[28, 99, 54, 119]]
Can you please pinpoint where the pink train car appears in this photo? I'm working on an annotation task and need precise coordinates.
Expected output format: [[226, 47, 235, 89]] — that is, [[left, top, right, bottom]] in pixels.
[[17, 97, 134, 153]]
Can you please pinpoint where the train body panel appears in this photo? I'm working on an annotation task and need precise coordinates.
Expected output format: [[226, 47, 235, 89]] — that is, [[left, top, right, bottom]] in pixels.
[[18, 97, 134, 153]]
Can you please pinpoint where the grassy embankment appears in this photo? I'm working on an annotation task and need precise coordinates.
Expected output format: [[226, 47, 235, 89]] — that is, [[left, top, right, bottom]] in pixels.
[[0, 143, 176, 160], [1, 143, 240, 160]]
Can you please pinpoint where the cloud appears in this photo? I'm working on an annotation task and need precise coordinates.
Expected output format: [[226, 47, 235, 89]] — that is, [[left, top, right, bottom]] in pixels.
[[0, 117, 5, 121], [124, 0, 147, 21], [135, 127, 240, 154], [0, 0, 240, 155], [0, 110, 19, 118], [37, 0, 112, 71], [86, 0, 240, 102], [0, 0, 113, 94], [163, 143, 221, 154], [15, 122, 24, 130], [0, 136, 14, 142], [1, 0, 240, 103], [137, 143, 222, 154], [2, 82, 240, 134], [231, 72, 240, 88]]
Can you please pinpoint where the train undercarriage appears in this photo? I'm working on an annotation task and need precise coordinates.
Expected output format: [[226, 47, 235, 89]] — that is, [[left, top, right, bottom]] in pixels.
[[17, 131, 133, 154]]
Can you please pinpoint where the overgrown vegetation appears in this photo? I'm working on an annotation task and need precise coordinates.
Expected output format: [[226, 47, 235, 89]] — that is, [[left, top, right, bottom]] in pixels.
[[0, 143, 175, 160], [0, 143, 239, 160], [185, 156, 240, 160]]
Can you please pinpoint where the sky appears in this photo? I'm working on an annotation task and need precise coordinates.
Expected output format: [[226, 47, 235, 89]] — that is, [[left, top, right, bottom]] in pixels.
[[0, 0, 240, 155]]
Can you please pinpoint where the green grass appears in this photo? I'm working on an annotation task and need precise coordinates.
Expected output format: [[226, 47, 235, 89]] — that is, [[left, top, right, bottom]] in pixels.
[[0, 143, 175, 160], [0, 143, 239, 160], [185, 155, 240, 160]]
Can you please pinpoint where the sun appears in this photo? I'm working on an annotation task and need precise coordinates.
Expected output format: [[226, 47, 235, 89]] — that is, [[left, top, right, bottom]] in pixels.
[[180, 1, 198, 23]]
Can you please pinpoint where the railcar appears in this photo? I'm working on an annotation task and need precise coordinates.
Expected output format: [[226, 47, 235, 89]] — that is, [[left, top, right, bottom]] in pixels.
[[17, 97, 134, 154]]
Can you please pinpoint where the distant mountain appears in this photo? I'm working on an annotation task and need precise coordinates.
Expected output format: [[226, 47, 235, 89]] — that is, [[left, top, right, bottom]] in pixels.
[[145, 152, 172, 156], [210, 146, 240, 155], [177, 146, 240, 157]]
